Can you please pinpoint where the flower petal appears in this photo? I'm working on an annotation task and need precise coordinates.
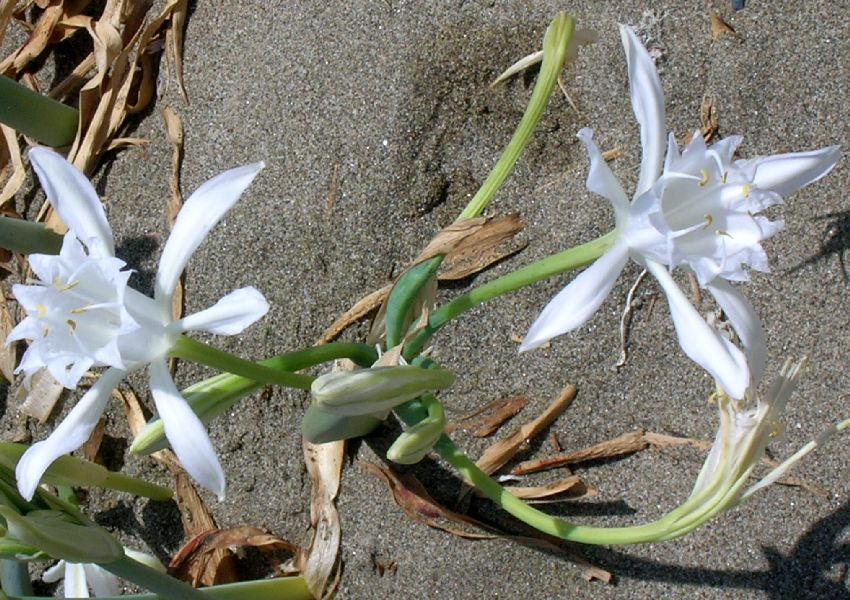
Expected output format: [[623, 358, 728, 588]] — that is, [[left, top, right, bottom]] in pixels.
[[149, 359, 225, 500], [646, 261, 749, 398], [175, 286, 269, 335], [577, 128, 630, 223], [154, 162, 265, 308], [64, 562, 90, 598], [619, 26, 666, 197], [520, 241, 629, 352], [28, 148, 114, 257], [706, 278, 766, 383], [745, 146, 841, 197], [83, 563, 120, 597], [15, 368, 125, 500]]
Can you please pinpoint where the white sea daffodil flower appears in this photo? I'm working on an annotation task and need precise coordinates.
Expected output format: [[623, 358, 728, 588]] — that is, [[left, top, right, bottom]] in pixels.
[[8, 147, 269, 501], [521, 26, 840, 399]]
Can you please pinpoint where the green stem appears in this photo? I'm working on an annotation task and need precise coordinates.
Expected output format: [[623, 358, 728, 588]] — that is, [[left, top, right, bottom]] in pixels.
[[134, 343, 378, 455], [457, 13, 575, 220], [1, 576, 312, 600], [404, 231, 615, 359], [0, 216, 63, 255], [101, 555, 207, 600], [0, 76, 78, 147], [169, 337, 314, 390], [0, 560, 31, 597]]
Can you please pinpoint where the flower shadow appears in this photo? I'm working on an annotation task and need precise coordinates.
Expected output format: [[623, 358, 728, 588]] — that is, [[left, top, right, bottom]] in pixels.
[[786, 210, 850, 283]]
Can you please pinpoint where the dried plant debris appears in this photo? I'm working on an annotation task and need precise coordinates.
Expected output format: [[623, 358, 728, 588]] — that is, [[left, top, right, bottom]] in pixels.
[[0, 0, 189, 211], [319, 214, 525, 343], [361, 461, 611, 583], [447, 395, 529, 438], [709, 9, 736, 41], [14, 367, 63, 423]]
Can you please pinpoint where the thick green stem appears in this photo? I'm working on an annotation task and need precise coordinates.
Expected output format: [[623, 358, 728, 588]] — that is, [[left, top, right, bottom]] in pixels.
[[134, 343, 378, 454], [457, 13, 575, 220], [169, 337, 314, 390], [404, 231, 615, 358], [0, 76, 78, 147], [101, 555, 207, 600]]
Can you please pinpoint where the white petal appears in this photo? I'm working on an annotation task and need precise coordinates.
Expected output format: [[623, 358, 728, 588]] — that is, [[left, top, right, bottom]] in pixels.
[[706, 278, 766, 383], [747, 146, 841, 197], [28, 147, 114, 257], [521, 242, 629, 352], [577, 128, 630, 223], [16, 368, 125, 500], [42, 560, 67, 583], [619, 26, 666, 197], [646, 261, 750, 398], [64, 562, 90, 598], [154, 162, 265, 307], [175, 286, 269, 335], [149, 359, 225, 500], [83, 563, 120, 597]]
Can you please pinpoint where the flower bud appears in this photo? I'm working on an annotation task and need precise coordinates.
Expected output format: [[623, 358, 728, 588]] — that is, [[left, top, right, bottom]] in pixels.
[[387, 396, 446, 464], [312, 365, 454, 416]]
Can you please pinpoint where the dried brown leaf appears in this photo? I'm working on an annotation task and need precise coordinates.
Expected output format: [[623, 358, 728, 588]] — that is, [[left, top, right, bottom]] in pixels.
[[601, 147, 623, 161], [80, 416, 106, 463], [298, 438, 344, 599], [169, 527, 298, 587], [164, 0, 188, 101], [504, 474, 589, 501], [475, 384, 576, 475], [0, 122, 26, 207], [709, 9, 736, 40], [437, 213, 525, 281], [15, 368, 63, 423], [511, 429, 649, 475], [447, 396, 529, 437], [318, 284, 390, 344], [0, 2, 63, 77], [0, 294, 18, 382], [700, 95, 719, 143]]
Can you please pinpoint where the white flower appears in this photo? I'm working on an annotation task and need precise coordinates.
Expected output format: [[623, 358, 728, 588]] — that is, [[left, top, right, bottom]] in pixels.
[[8, 147, 269, 501], [521, 26, 840, 399]]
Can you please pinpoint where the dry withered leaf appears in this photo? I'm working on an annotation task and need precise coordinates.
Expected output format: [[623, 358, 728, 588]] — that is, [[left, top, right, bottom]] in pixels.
[[709, 9, 736, 40], [80, 416, 106, 463], [169, 526, 299, 587], [0, 294, 18, 382], [361, 460, 612, 583], [15, 368, 63, 423], [0, 125, 25, 206], [0, 1, 63, 76], [511, 429, 650, 475], [503, 474, 591, 501], [475, 383, 576, 476], [318, 285, 390, 344], [448, 395, 529, 437], [297, 438, 344, 599], [601, 147, 623, 161], [700, 95, 719, 143]]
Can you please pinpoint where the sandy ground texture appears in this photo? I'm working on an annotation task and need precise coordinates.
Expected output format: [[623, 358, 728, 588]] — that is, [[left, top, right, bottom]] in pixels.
[[3, 1, 850, 598]]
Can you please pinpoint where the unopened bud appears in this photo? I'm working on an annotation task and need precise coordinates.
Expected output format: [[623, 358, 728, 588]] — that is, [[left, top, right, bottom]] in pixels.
[[312, 365, 454, 416], [387, 396, 446, 464]]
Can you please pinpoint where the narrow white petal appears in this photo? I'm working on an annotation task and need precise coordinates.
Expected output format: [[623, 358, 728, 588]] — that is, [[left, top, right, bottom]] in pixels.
[[706, 278, 766, 382], [646, 261, 749, 398], [28, 148, 114, 257], [83, 564, 120, 597], [748, 146, 841, 197], [15, 368, 125, 500], [619, 26, 666, 197], [64, 562, 90, 598], [521, 242, 629, 352], [176, 286, 269, 335], [154, 162, 265, 307], [149, 359, 225, 500], [577, 128, 630, 222], [42, 560, 66, 583]]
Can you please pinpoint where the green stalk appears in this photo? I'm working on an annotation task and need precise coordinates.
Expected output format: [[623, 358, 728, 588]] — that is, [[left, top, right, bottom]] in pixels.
[[134, 343, 378, 454], [0, 76, 78, 147], [457, 13, 575, 220], [0, 576, 312, 600], [169, 337, 314, 390], [0, 560, 32, 597], [0, 216, 63, 255], [101, 555, 207, 600], [403, 231, 615, 359]]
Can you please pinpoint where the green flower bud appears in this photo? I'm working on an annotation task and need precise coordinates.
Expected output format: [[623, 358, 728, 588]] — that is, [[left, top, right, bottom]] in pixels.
[[0, 507, 124, 564], [312, 365, 454, 416], [387, 395, 446, 464]]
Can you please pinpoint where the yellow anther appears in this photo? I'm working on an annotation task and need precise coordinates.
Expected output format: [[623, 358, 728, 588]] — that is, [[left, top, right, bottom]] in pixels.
[[702, 214, 714, 229], [722, 171, 728, 183], [742, 183, 751, 198], [54, 278, 80, 293], [769, 421, 782, 438], [699, 169, 710, 187], [66, 319, 77, 332], [36, 304, 47, 318], [715, 229, 733, 238]]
